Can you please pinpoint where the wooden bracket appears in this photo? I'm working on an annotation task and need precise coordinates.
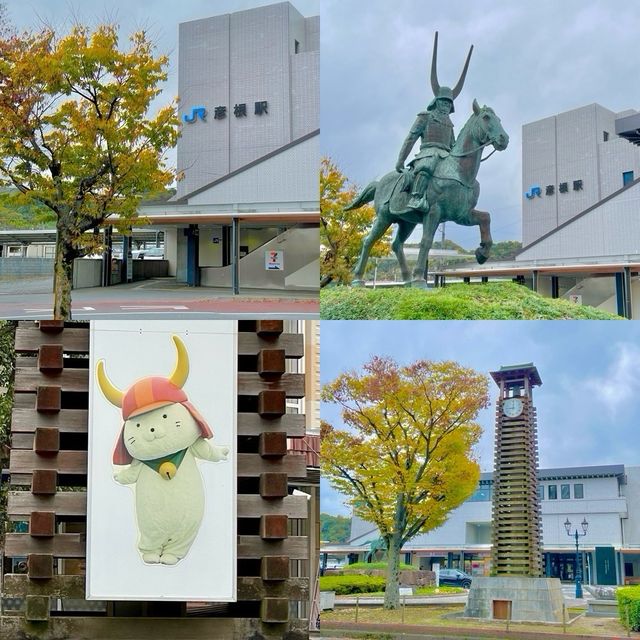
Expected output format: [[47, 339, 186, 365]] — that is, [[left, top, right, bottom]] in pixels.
[[31, 470, 57, 495], [260, 597, 289, 623], [261, 556, 290, 581], [259, 472, 288, 499], [258, 390, 286, 417], [257, 349, 286, 379], [259, 432, 287, 458], [38, 344, 64, 373], [260, 515, 288, 540], [36, 386, 62, 413], [257, 320, 283, 336], [38, 320, 64, 334], [25, 595, 50, 621], [27, 554, 53, 579], [30, 511, 56, 537], [34, 427, 60, 455]]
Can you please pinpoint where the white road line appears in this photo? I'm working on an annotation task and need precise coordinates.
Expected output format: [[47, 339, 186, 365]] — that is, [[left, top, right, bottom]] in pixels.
[[120, 305, 189, 310], [82, 306, 96, 311]]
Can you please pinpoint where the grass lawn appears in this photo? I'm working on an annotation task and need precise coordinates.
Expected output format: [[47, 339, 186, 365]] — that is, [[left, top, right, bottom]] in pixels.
[[321, 603, 635, 637], [320, 282, 621, 320]]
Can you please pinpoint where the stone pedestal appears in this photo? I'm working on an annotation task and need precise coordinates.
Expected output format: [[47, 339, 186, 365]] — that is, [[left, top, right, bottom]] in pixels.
[[464, 576, 565, 623]]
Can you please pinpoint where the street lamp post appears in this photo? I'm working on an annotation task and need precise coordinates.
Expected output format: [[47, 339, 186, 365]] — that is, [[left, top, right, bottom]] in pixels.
[[564, 517, 588, 599]]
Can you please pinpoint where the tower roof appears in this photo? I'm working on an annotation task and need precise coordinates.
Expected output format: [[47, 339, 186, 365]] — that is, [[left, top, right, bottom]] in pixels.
[[490, 363, 542, 387]]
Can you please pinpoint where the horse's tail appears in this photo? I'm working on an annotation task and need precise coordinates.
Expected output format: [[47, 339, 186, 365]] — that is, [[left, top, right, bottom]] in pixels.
[[344, 181, 377, 211]]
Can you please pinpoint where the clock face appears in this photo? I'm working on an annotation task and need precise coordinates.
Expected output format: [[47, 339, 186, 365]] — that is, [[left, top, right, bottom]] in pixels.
[[503, 397, 523, 418]]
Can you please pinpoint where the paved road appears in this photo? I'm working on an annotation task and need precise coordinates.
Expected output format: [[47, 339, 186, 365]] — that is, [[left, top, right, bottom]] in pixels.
[[0, 277, 318, 319]]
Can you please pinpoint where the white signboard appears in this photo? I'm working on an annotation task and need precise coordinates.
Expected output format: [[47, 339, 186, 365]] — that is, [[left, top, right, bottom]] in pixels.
[[265, 250, 284, 270], [87, 320, 237, 601]]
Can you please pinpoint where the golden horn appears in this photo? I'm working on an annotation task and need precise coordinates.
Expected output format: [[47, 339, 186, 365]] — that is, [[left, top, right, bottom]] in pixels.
[[96, 360, 123, 407], [169, 335, 189, 388]]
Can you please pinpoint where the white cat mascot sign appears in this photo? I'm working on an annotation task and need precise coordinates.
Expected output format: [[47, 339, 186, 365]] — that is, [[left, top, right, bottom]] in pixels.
[[96, 335, 229, 566]]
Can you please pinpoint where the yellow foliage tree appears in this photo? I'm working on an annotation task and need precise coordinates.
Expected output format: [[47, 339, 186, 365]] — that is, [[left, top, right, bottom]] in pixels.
[[321, 356, 489, 609], [0, 22, 179, 318], [320, 157, 391, 287]]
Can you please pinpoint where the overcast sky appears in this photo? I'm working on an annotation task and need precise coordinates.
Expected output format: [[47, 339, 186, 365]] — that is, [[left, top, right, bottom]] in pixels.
[[4, 0, 319, 171], [321, 320, 640, 516], [321, 0, 640, 248]]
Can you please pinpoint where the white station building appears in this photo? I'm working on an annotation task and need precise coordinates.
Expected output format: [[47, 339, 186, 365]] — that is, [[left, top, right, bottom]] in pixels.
[[439, 103, 640, 318], [324, 464, 640, 586], [142, 2, 319, 292]]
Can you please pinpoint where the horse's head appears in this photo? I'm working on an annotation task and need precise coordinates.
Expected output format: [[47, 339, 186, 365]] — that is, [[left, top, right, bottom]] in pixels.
[[472, 99, 509, 151]]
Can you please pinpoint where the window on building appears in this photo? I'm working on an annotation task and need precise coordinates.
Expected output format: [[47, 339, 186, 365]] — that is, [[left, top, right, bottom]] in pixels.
[[623, 170, 634, 186], [548, 485, 557, 500], [468, 485, 492, 502], [294, 39, 300, 54], [561, 484, 570, 499], [538, 484, 544, 500], [574, 483, 584, 499], [603, 131, 609, 142]]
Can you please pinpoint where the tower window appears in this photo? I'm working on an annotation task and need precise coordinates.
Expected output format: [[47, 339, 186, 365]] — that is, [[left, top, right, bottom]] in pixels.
[[623, 171, 634, 186], [294, 40, 300, 54], [603, 131, 609, 142]]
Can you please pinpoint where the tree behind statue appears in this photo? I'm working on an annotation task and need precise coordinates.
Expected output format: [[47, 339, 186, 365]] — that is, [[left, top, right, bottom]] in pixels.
[[0, 19, 179, 318], [321, 355, 489, 609], [320, 157, 391, 287]]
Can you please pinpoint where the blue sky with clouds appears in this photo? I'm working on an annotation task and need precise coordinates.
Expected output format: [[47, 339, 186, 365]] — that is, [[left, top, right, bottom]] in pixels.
[[321, 320, 640, 516], [321, 0, 640, 247]]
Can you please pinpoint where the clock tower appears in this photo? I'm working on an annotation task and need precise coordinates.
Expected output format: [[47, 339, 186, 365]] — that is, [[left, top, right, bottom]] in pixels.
[[464, 362, 565, 623], [489, 363, 543, 577]]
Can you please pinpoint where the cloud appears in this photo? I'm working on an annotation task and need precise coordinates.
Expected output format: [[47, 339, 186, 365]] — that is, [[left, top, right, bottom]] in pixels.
[[584, 343, 640, 416]]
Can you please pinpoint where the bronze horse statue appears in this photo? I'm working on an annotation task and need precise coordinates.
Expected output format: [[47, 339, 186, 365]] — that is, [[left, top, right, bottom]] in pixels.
[[347, 100, 509, 287]]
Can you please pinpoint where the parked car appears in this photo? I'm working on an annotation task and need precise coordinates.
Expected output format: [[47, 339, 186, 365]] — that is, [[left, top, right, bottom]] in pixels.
[[132, 247, 164, 260], [437, 568, 472, 588]]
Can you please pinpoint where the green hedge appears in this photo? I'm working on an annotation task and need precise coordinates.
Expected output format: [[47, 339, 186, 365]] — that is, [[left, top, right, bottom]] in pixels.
[[617, 587, 640, 630], [320, 282, 621, 320], [341, 561, 413, 573], [319, 574, 386, 595]]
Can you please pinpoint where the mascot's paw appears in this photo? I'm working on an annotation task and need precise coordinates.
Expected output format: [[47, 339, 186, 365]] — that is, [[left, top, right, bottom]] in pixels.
[[142, 553, 161, 564], [160, 553, 179, 565]]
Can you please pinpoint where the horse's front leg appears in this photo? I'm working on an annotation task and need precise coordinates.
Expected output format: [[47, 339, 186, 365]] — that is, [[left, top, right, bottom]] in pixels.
[[352, 214, 392, 286], [470, 209, 492, 264], [411, 209, 441, 287], [392, 220, 416, 285]]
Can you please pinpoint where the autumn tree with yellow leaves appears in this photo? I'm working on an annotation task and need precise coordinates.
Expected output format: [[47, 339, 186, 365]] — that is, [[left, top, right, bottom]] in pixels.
[[321, 356, 489, 609], [0, 21, 179, 318], [320, 157, 391, 287]]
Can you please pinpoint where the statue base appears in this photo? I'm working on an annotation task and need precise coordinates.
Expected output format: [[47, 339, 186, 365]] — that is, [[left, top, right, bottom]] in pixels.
[[464, 576, 565, 623]]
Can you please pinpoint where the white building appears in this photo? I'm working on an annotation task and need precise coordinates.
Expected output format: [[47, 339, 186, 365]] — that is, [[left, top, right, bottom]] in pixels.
[[143, 2, 319, 292], [438, 103, 640, 318], [326, 464, 640, 586]]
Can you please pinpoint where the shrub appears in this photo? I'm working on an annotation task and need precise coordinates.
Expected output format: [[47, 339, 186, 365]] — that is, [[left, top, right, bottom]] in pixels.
[[342, 561, 413, 572], [319, 574, 386, 595], [617, 587, 640, 630], [320, 282, 621, 320]]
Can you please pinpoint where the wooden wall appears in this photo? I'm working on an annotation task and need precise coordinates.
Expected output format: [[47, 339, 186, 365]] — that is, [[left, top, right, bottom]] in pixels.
[[1, 319, 311, 639]]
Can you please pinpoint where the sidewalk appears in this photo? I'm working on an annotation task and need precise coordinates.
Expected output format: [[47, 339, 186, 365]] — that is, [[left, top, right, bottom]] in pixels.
[[320, 620, 639, 640]]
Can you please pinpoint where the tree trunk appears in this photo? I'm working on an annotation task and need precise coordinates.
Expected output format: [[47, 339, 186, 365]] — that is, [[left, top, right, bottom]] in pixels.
[[383, 493, 406, 609], [53, 227, 74, 320]]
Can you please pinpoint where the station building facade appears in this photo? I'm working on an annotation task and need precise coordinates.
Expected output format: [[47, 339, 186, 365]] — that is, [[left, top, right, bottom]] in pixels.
[[143, 2, 319, 291], [438, 103, 640, 317], [324, 464, 640, 586]]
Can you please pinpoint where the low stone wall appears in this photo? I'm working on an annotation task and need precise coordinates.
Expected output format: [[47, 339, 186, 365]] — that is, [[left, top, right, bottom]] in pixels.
[[0, 257, 54, 277]]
